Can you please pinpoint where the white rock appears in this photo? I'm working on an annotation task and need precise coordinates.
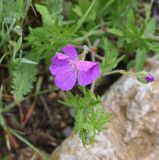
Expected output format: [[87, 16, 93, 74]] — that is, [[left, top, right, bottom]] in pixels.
[[51, 57, 159, 160]]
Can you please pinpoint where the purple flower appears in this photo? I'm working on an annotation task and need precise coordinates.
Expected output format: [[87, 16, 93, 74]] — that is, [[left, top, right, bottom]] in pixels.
[[144, 75, 155, 83], [49, 44, 100, 91]]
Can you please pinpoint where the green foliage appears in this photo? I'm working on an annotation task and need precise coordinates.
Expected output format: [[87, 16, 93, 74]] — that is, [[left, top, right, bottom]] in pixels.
[[27, 3, 75, 63], [72, 0, 97, 22], [73, 0, 98, 33], [35, 1, 63, 25], [60, 88, 111, 144], [35, 4, 54, 26], [119, 10, 157, 51], [27, 24, 74, 63], [108, 10, 159, 70], [0, 0, 158, 150], [9, 35, 37, 102], [135, 48, 147, 71], [44, 0, 63, 22], [0, 0, 31, 47], [0, 0, 25, 24], [67, 0, 139, 28], [100, 39, 124, 74], [11, 63, 37, 102], [105, 0, 139, 27]]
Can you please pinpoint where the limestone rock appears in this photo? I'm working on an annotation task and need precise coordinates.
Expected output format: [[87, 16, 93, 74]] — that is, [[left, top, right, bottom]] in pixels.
[[51, 57, 159, 160]]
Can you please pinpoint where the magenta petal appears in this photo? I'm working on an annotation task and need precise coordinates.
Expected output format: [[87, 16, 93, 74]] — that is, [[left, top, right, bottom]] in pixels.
[[61, 44, 78, 60], [54, 66, 77, 91], [49, 64, 61, 76], [49, 51, 77, 90], [50, 53, 70, 75], [77, 61, 100, 86], [51, 53, 69, 65], [76, 60, 99, 72]]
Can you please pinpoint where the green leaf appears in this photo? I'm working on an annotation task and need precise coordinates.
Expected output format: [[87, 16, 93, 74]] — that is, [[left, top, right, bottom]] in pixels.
[[73, 0, 96, 22], [107, 28, 123, 37], [73, 0, 98, 33], [60, 88, 111, 145], [13, 36, 22, 59], [45, 0, 63, 20], [127, 59, 135, 70], [93, 106, 111, 131], [60, 88, 101, 109], [127, 10, 135, 29], [73, 5, 83, 17], [27, 24, 74, 63], [0, 0, 26, 24], [35, 4, 54, 26], [100, 38, 124, 74], [135, 48, 147, 71], [0, 53, 7, 64], [144, 18, 156, 36], [74, 110, 84, 133], [18, 58, 37, 64], [11, 64, 37, 101]]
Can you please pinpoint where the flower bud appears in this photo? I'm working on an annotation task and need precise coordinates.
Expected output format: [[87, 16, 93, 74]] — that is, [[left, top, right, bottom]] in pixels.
[[136, 72, 155, 84]]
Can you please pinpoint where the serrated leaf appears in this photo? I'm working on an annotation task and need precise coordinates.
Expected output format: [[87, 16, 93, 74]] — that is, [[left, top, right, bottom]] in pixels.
[[94, 106, 111, 131], [46, 0, 63, 17], [74, 110, 84, 133], [35, 4, 54, 26], [100, 38, 124, 73], [11, 64, 37, 101], [60, 88, 110, 145], [27, 24, 74, 63], [144, 18, 156, 36], [1, 0, 25, 24]]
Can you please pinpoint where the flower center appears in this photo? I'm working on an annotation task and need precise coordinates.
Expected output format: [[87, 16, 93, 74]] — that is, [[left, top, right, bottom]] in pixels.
[[69, 59, 78, 70]]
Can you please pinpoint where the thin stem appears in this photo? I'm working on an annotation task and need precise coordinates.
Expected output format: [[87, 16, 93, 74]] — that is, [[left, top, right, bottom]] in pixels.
[[40, 96, 54, 125], [95, 54, 103, 60], [90, 82, 95, 93], [89, 39, 99, 93], [100, 70, 134, 77], [10, 128, 49, 159], [3, 88, 57, 113], [81, 45, 89, 60], [75, 30, 103, 42], [73, 0, 97, 33]]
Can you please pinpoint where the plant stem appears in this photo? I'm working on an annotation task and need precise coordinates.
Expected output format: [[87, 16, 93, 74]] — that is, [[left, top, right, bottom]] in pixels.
[[3, 88, 57, 113], [101, 69, 134, 77], [73, 0, 98, 33]]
